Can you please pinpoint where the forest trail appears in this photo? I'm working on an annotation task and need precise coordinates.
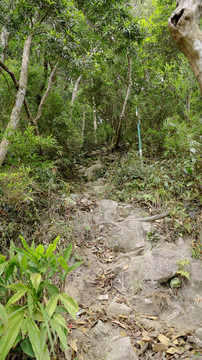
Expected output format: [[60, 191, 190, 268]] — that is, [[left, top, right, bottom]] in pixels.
[[63, 159, 202, 360]]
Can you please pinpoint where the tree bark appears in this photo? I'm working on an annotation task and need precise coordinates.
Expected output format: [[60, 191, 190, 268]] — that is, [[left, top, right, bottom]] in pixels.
[[91, 78, 97, 144], [0, 33, 33, 166], [110, 56, 132, 150], [168, 0, 202, 95], [0, 27, 9, 63]]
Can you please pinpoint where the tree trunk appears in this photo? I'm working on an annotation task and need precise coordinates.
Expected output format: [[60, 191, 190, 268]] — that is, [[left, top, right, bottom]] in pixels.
[[0, 26, 9, 63], [168, 0, 202, 95], [0, 33, 33, 166], [91, 78, 97, 144], [82, 107, 86, 142], [70, 75, 82, 120], [110, 56, 132, 150]]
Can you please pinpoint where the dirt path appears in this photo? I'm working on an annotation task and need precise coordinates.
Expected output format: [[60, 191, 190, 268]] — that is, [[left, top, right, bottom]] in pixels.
[[63, 169, 202, 360]]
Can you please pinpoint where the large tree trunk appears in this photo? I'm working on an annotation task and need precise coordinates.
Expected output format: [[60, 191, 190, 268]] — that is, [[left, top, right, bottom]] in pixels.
[[0, 27, 9, 63], [168, 0, 202, 95], [110, 56, 132, 150], [0, 33, 33, 166], [70, 75, 82, 121]]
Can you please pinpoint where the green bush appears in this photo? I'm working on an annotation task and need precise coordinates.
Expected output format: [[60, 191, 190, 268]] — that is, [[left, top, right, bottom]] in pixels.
[[0, 236, 82, 360]]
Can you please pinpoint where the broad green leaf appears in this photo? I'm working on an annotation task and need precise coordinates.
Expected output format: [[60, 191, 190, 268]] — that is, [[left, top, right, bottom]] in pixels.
[[0, 304, 8, 331], [30, 273, 42, 291], [19, 236, 37, 262], [50, 317, 68, 350], [6, 289, 27, 308], [37, 302, 55, 356], [0, 261, 8, 276], [44, 280, 59, 295], [0, 309, 25, 360], [8, 283, 27, 292], [177, 269, 190, 280], [0, 255, 6, 264], [59, 293, 79, 320], [66, 261, 83, 274], [28, 291, 34, 318], [21, 253, 28, 270], [46, 294, 59, 317], [63, 243, 72, 262], [20, 337, 35, 358], [45, 236, 60, 258], [5, 261, 16, 282], [33, 308, 43, 322], [42, 343, 51, 360], [35, 244, 44, 260], [53, 313, 67, 329], [58, 256, 68, 271], [170, 277, 181, 288], [26, 318, 42, 360]]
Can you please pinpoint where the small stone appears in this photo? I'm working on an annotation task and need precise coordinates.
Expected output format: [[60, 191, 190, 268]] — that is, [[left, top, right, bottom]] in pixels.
[[105, 337, 138, 360], [94, 320, 108, 338], [107, 299, 132, 316], [98, 294, 109, 301]]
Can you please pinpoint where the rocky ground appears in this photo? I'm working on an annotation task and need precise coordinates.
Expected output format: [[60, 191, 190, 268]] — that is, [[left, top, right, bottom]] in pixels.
[[61, 160, 202, 360]]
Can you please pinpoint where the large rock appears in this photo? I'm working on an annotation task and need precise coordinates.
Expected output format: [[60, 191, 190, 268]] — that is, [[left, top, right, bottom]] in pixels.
[[105, 337, 139, 360], [84, 161, 103, 181]]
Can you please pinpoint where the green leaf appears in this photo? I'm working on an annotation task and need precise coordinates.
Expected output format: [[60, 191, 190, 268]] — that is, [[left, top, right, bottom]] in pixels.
[[26, 318, 42, 360], [58, 256, 68, 271], [170, 277, 181, 288], [0, 262, 8, 276], [6, 289, 27, 308], [50, 317, 68, 350], [20, 337, 35, 358], [0, 255, 6, 264], [0, 308, 25, 360], [28, 291, 34, 318], [45, 236, 60, 258], [19, 235, 37, 262], [21, 253, 28, 270], [66, 261, 83, 274], [0, 304, 8, 331], [59, 293, 79, 320], [63, 243, 72, 262], [44, 280, 59, 295], [37, 302, 55, 356], [30, 273, 42, 291], [177, 269, 190, 280], [35, 244, 44, 260], [46, 294, 59, 317], [5, 261, 16, 282], [8, 283, 27, 292]]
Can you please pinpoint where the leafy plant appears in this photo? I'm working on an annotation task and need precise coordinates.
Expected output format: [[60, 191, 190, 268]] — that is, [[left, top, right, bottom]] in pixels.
[[0, 236, 83, 360], [177, 259, 190, 280]]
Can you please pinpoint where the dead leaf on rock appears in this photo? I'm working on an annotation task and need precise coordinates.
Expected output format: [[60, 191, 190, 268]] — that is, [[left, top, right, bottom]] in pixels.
[[112, 320, 126, 329], [141, 315, 158, 320], [123, 264, 129, 271], [120, 330, 127, 337], [152, 343, 168, 352], [78, 327, 88, 334]]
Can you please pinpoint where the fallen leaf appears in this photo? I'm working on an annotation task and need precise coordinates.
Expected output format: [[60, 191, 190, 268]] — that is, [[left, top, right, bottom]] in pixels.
[[152, 343, 168, 352], [78, 327, 88, 334], [119, 314, 128, 319], [69, 339, 78, 352], [123, 264, 129, 271], [166, 347, 184, 355], [141, 315, 158, 320], [120, 330, 127, 337], [158, 334, 170, 346], [112, 320, 126, 329]]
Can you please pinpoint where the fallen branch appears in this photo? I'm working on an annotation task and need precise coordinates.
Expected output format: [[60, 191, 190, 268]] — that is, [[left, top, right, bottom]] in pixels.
[[132, 210, 170, 222]]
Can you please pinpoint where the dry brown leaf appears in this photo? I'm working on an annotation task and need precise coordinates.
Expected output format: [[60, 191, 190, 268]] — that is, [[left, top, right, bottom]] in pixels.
[[173, 339, 179, 345], [112, 320, 126, 329], [158, 334, 170, 346], [166, 347, 184, 355], [141, 315, 158, 320], [78, 327, 88, 334], [123, 264, 129, 271], [69, 339, 78, 352], [119, 314, 128, 319], [152, 343, 168, 352], [171, 332, 186, 340], [120, 330, 127, 337]]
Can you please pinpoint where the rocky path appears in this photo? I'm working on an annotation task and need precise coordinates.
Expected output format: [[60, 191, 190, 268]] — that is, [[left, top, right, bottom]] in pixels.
[[64, 162, 202, 360]]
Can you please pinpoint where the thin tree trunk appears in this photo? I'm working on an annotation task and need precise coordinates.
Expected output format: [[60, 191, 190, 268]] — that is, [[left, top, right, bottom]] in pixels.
[[0, 27, 9, 63], [168, 0, 202, 95], [70, 75, 82, 120], [110, 56, 132, 150], [0, 33, 33, 166], [82, 107, 86, 142], [91, 78, 97, 144]]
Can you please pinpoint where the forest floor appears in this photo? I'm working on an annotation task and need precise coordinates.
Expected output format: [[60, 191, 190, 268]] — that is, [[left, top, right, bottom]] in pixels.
[[0, 151, 201, 360]]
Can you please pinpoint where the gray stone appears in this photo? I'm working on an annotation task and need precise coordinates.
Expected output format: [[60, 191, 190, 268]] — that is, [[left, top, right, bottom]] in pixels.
[[84, 161, 103, 181], [93, 320, 109, 338], [105, 337, 139, 360], [106, 299, 132, 316], [187, 334, 202, 348], [195, 328, 202, 341]]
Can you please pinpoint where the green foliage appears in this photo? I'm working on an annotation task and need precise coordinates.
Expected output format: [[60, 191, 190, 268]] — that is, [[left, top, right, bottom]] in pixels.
[[0, 236, 83, 360], [177, 259, 190, 280]]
